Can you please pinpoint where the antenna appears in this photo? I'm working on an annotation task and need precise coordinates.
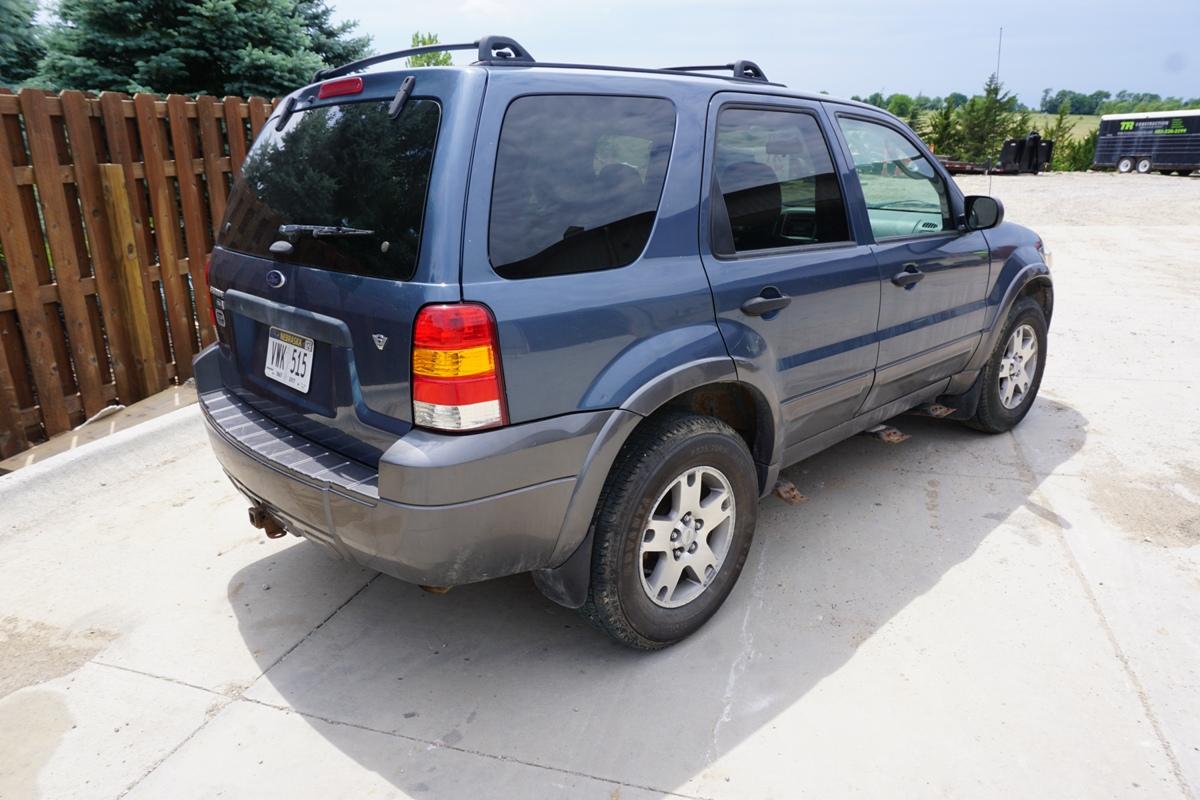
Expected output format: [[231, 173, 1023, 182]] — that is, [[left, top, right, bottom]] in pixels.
[[989, 26, 1003, 195], [995, 26, 1004, 81]]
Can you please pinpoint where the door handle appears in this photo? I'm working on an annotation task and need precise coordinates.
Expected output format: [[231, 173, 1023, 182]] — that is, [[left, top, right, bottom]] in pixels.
[[741, 289, 792, 316], [891, 263, 925, 289]]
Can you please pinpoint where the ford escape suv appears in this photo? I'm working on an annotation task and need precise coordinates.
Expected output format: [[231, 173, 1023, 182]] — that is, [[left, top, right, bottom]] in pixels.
[[197, 36, 1053, 649]]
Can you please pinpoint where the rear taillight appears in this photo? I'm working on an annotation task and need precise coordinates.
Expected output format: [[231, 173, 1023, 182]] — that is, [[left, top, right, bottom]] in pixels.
[[317, 77, 364, 99], [412, 304, 507, 432]]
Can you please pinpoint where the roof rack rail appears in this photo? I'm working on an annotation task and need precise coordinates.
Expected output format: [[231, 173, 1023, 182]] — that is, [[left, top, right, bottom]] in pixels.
[[664, 60, 769, 82], [313, 35, 534, 82]]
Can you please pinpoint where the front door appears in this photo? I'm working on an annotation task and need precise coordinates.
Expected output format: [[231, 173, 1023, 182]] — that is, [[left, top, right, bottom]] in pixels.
[[832, 113, 991, 409], [700, 95, 882, 464]]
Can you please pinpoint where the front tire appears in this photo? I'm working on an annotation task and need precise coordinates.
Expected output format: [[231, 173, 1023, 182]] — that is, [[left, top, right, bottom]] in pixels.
[[581, 413, 758, 649], [1136, 157, 1153, 174], [968, 297, 1048, 433]]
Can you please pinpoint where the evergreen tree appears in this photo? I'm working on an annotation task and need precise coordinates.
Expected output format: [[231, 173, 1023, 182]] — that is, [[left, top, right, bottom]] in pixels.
[[0, 0, 44, 85], [407, 32, 452, 67], [31, 0, 371, 96], [924, 102, 962, 156], [1006, 107, 1034, 141], [297, 0, 370, 68], [1041, 101, 1076, 170], [1057, 128, 1098, 171], [904, 105, 927, 140], [956, 74, 1015, 163]]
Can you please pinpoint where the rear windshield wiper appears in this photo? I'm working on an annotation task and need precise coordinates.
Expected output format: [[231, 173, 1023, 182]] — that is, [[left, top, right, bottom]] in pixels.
[[278, 224, 376, 238], [388, 76, 416, 120]]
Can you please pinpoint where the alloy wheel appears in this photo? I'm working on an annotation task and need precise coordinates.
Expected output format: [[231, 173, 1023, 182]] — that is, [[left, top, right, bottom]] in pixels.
[[997, 323, 1038, 410], [638, 466, 736, 608]]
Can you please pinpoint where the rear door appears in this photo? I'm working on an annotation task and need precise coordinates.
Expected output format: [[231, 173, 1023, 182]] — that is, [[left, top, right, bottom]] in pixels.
[[700, 94, 882, 461], [206, 69, 484, 464], [831, 112, 990, 409]]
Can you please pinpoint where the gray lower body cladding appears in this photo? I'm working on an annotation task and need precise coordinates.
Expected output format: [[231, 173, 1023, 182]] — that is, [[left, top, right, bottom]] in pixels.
[[195, 346, 622, 587]]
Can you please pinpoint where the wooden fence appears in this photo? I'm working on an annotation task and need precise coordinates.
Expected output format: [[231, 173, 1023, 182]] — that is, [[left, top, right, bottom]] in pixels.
[[0, 88, 273, 459]]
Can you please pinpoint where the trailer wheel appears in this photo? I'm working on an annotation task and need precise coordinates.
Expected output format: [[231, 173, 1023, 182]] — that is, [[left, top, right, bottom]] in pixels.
[[1136, 157, 1152, 174], [1116, 157, 1134, 173]]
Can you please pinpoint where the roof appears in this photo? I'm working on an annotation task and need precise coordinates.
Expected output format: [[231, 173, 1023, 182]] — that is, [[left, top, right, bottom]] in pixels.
[[1099, 109, 1200, 121], [476, 63, 870, 108], [312, 34, 876, 113]]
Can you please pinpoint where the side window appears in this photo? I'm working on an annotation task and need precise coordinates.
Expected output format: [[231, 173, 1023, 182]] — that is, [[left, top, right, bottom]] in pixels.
[[488, 95, 676, 280], [712, 107, 850, 256], [836, 117, 953, 239]]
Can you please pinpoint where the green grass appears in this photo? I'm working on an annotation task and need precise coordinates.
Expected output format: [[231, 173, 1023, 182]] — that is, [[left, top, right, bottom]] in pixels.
[[1027, 113, 1100, 138], [916, 112, 1100, 142]]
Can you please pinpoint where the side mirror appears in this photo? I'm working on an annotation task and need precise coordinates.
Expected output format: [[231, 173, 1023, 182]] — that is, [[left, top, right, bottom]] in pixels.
[[963, 195, 1004, 230]]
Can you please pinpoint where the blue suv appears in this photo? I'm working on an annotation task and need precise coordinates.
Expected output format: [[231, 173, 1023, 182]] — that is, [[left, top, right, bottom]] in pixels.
[[197, 37, 1053, 648]]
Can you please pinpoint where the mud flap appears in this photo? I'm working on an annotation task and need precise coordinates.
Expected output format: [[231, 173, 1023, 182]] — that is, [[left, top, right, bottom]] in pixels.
[[532, 527, 595, 609], [938, 371, 985, 421]]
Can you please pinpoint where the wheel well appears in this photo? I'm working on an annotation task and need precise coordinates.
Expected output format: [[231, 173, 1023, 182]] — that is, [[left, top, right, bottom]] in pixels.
[[1019, 279, 1053, 321], [649, 381, 773, 491]]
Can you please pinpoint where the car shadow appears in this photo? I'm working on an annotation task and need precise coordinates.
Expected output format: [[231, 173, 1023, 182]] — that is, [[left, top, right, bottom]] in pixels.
[[228, 398, 1086, 796]]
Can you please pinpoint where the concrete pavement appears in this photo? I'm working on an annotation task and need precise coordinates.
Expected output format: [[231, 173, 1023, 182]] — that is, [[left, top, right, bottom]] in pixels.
[[1, 172, 1197, 799]]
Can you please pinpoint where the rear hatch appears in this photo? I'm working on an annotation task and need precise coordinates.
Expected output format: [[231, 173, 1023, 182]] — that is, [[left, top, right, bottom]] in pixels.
[[207, 69, 481, 466]]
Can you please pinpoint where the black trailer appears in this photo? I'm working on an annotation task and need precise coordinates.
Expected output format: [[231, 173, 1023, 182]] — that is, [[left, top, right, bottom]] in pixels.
[[1093, 109, 1200, 175], [938, 132, 1054, 175]]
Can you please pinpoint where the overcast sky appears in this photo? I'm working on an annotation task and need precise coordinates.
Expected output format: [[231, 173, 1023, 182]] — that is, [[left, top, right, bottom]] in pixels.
[[328, 0, 1199, 106]]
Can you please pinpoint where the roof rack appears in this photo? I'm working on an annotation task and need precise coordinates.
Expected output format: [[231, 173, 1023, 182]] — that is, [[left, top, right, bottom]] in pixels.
[[314, 35, 534, 81], [663, 61, 769, 82], [313, 34, 776, 87]]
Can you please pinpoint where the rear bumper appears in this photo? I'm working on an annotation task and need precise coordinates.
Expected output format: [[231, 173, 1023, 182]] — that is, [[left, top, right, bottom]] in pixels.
[[195, 346, 620, 586]]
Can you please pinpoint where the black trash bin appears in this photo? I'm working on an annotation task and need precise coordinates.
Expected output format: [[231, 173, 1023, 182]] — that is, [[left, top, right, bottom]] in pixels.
[[1019, 132, 1042, 173], [999, 138, 1023, 172], [1038, 139, 1055, 171]]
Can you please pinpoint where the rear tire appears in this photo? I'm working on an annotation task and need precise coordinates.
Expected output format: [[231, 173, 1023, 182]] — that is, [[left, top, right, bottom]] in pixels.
[[580, 412, 758, 649], [1116, 156, 1134, 173], [967, 297, 1048, 434]]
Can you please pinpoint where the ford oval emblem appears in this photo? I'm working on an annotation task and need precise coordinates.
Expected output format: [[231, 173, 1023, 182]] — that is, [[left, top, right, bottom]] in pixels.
[[265, 270, 286, 289]]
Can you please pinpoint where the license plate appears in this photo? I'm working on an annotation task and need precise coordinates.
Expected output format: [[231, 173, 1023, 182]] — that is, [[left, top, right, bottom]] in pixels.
[[264, 327, 314, 393]]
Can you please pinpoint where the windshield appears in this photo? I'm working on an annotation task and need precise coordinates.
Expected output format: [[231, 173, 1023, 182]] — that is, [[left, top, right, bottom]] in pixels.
[[219, 98, 441, 281]]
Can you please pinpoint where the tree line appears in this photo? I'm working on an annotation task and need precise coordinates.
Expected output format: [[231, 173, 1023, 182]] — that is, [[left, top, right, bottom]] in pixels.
[[850, 80, 1198, 171], [1039, 88, 1200, 115], [852, 87, 1199, 118], [852, 77, 1128, 171]]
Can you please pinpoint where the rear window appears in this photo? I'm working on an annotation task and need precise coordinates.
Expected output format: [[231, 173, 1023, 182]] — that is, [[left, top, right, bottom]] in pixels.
[[219, 98, 441, 281], [488, 95, 676, 280]]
